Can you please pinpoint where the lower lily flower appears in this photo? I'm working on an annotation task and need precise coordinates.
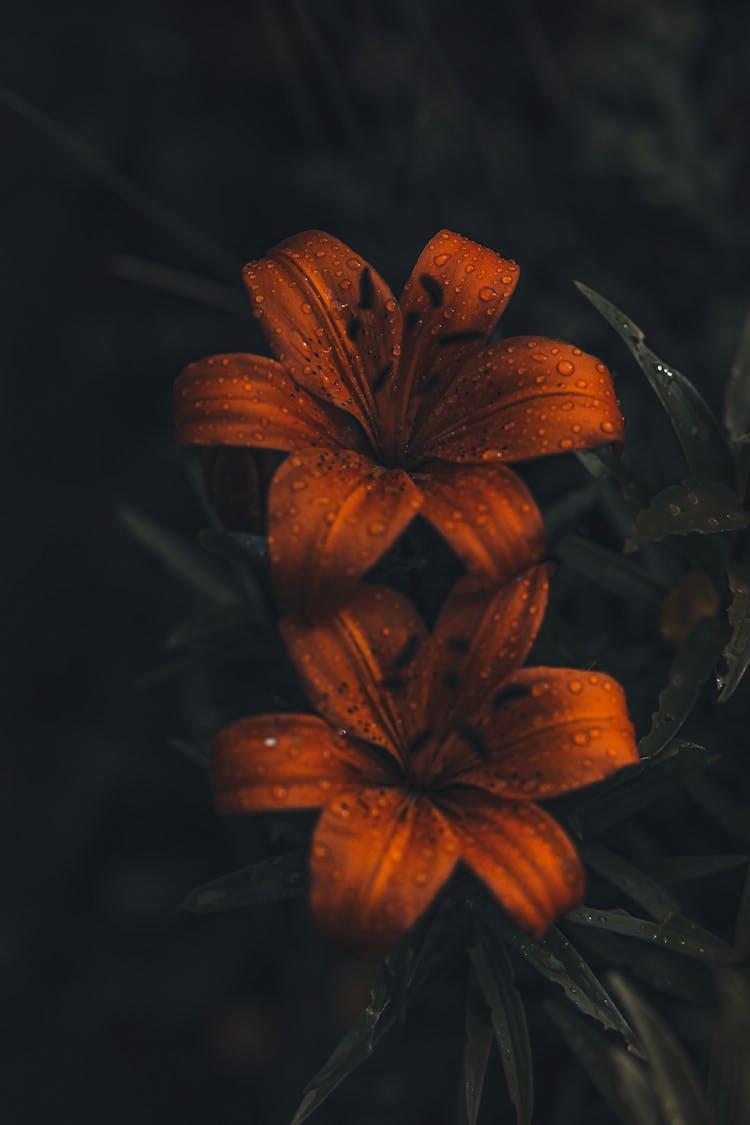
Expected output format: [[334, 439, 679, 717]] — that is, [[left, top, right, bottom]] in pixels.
[[176, 229, 624, 620], [212, 567, 639, 958]]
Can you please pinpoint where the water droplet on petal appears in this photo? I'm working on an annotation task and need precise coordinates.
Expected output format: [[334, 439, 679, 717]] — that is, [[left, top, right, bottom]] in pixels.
[[557, 360, 575, 376], [479, 286, 496, 301]]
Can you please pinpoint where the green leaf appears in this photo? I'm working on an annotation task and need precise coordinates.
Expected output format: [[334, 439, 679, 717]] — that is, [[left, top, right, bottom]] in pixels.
[[580, 841, 682, 921], [121, 506, 241, 606], [638, 617, 728, 757], [546, 1001, 660, 1125], [460, 972, 494, 1125], [543, 479, 604, 541], [555, 533, 667, 603], [724, 303, 750, 444], [167, 737, 209, 771], [182, 850, 307, 913], [646, 854, 748, 885], [479, 908, 635, 1046], [684, 775, 750, 846], [609, 973, 716, 1125], [573, 740, 715, 833], [290, 950, 410, 1125], [165, 603, 256, 651], [576, 282, 734, 485], [732, 866, 750, 960], [469, 942, 533, 1125], [564, 906, 734, 963], [630, 479, 748, 546], [718, 562, 750, 702], [197, 529, 269, 563]]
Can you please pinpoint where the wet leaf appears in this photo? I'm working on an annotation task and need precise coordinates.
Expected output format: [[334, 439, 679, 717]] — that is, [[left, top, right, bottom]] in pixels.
[[555, 533, 666, 603], [198, 528, 269, 563], [630, 479, 748, 546], [639, 617, 728, 757], [469, 942, 533, 1125], [718, 562, 750, 702], [121, 506, 241, 606], [460, 971, 494, 1125], [724, 303, 750, 443], [573, 740, 715, 833], [479, 907, 635, 1045], [564, 906, 734, 963], [546, 1001, 660, 1125], [580, 841, 682, 921], [182, 850, 307, 913], [576, 283, 734, 485], [646, 854, 748, 885], [609, 973, 716, 1125]]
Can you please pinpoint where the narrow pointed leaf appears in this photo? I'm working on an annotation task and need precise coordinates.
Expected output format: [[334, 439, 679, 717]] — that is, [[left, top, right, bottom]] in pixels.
[[724, 304, 750, 443], [580, 841, 682, 920], [685, 775, 750, 846], [555, 533, 666, 603], [165, 603, 257, 651], [546, 1001, 660, 1125], [197, 529, 269, 563], [121, 506, 241, 606], [631, 479, 748, 545], [461, 973, 494, 1125], [564, 906, 734, 963], [576, 282, 734, 485], [718, 562, 750, 702], [469, 942, 533, 1125], [183, 850, 307, 913], [646, 854, 748, 885], [609, 973, 716, 1125], [639, 617, 728, 757]]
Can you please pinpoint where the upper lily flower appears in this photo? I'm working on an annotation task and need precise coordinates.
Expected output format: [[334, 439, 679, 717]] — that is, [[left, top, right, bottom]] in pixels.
[[176, 230, 624, 619], [212, 566, 639, 958]]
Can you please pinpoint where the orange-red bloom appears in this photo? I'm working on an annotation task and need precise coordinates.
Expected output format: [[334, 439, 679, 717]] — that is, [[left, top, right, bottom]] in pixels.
[[212, 567, 639, 958], [176, 230, 624, 619]]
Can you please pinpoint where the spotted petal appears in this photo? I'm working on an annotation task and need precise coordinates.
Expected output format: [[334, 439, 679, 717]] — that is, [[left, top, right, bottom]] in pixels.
[[413, 338, 623, 465], [310, 788, 459, 958], [442, 791, 584, 938], [243, 231, 402, 445], [175, 353, 363, 452], [268, 448, 422, 620]]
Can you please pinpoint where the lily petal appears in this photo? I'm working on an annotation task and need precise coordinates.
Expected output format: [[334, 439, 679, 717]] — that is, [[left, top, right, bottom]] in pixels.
[[310, 788, 459, 958], [414, 338, 623, 464], [175, 353, 363, 452], [420, 565, 552, 740], [415, 461, 545, 585], [443, 791, 584, 938], [282, 583, 431, 761], [212, 714, 376, 814], [243, 231, 402, 445], [268, 448, 422, 620], [439, 668, 638, 797], [390, 231, 519, 458]]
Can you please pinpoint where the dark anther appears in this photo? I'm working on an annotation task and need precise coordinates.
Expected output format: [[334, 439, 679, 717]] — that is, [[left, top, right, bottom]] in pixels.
[[359, 267, 375, 310], [438, 329, 484, 347], [415, 373, 441, 396], [409, 729, 432, 755], [372, 361, 394, 393], [457, 724, 488, 759], [443, 671, 461, 692], [492, 683, 532, 710], [447, 636, 470, 654], [346, 316, 362, 341], [419, 273, 444, 308], [394, 633, 421, 670], [381, 674, 407, 693], [404, 310, 421, 332]]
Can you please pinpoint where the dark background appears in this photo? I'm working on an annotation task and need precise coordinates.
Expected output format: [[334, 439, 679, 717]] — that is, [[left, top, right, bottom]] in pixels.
[[3, 1, 749, 1122]]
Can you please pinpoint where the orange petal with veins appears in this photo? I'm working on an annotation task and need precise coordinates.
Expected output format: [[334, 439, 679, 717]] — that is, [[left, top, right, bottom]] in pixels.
[[414, 337, 623, 464], [268, 448, 422, 620], [175, 353, 363, 452], [437, 667, 638, 798], [243, 231, 402, 445], [389, 231, 519, 458], [442, 791, 584, 938], [282, 583, 431, 761], [310, 787, 459, 958], [211, 714, 381, 814], [414, 461, 545, 585]]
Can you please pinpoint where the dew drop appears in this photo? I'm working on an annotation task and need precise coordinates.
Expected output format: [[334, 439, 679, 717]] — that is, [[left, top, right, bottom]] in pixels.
[[479, 286, 496, 301], [264, 737, 278, 747], [434, 252, 451, 267], [557, 360, 575, 376]]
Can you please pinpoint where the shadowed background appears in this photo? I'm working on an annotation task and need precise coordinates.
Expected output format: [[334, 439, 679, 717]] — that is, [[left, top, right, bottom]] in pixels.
[[3, 1, 750, 1122]]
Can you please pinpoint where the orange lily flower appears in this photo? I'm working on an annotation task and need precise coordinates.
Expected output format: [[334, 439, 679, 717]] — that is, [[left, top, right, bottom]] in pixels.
[[176, 230, 624, 619], [212, 566, 639, 958]]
